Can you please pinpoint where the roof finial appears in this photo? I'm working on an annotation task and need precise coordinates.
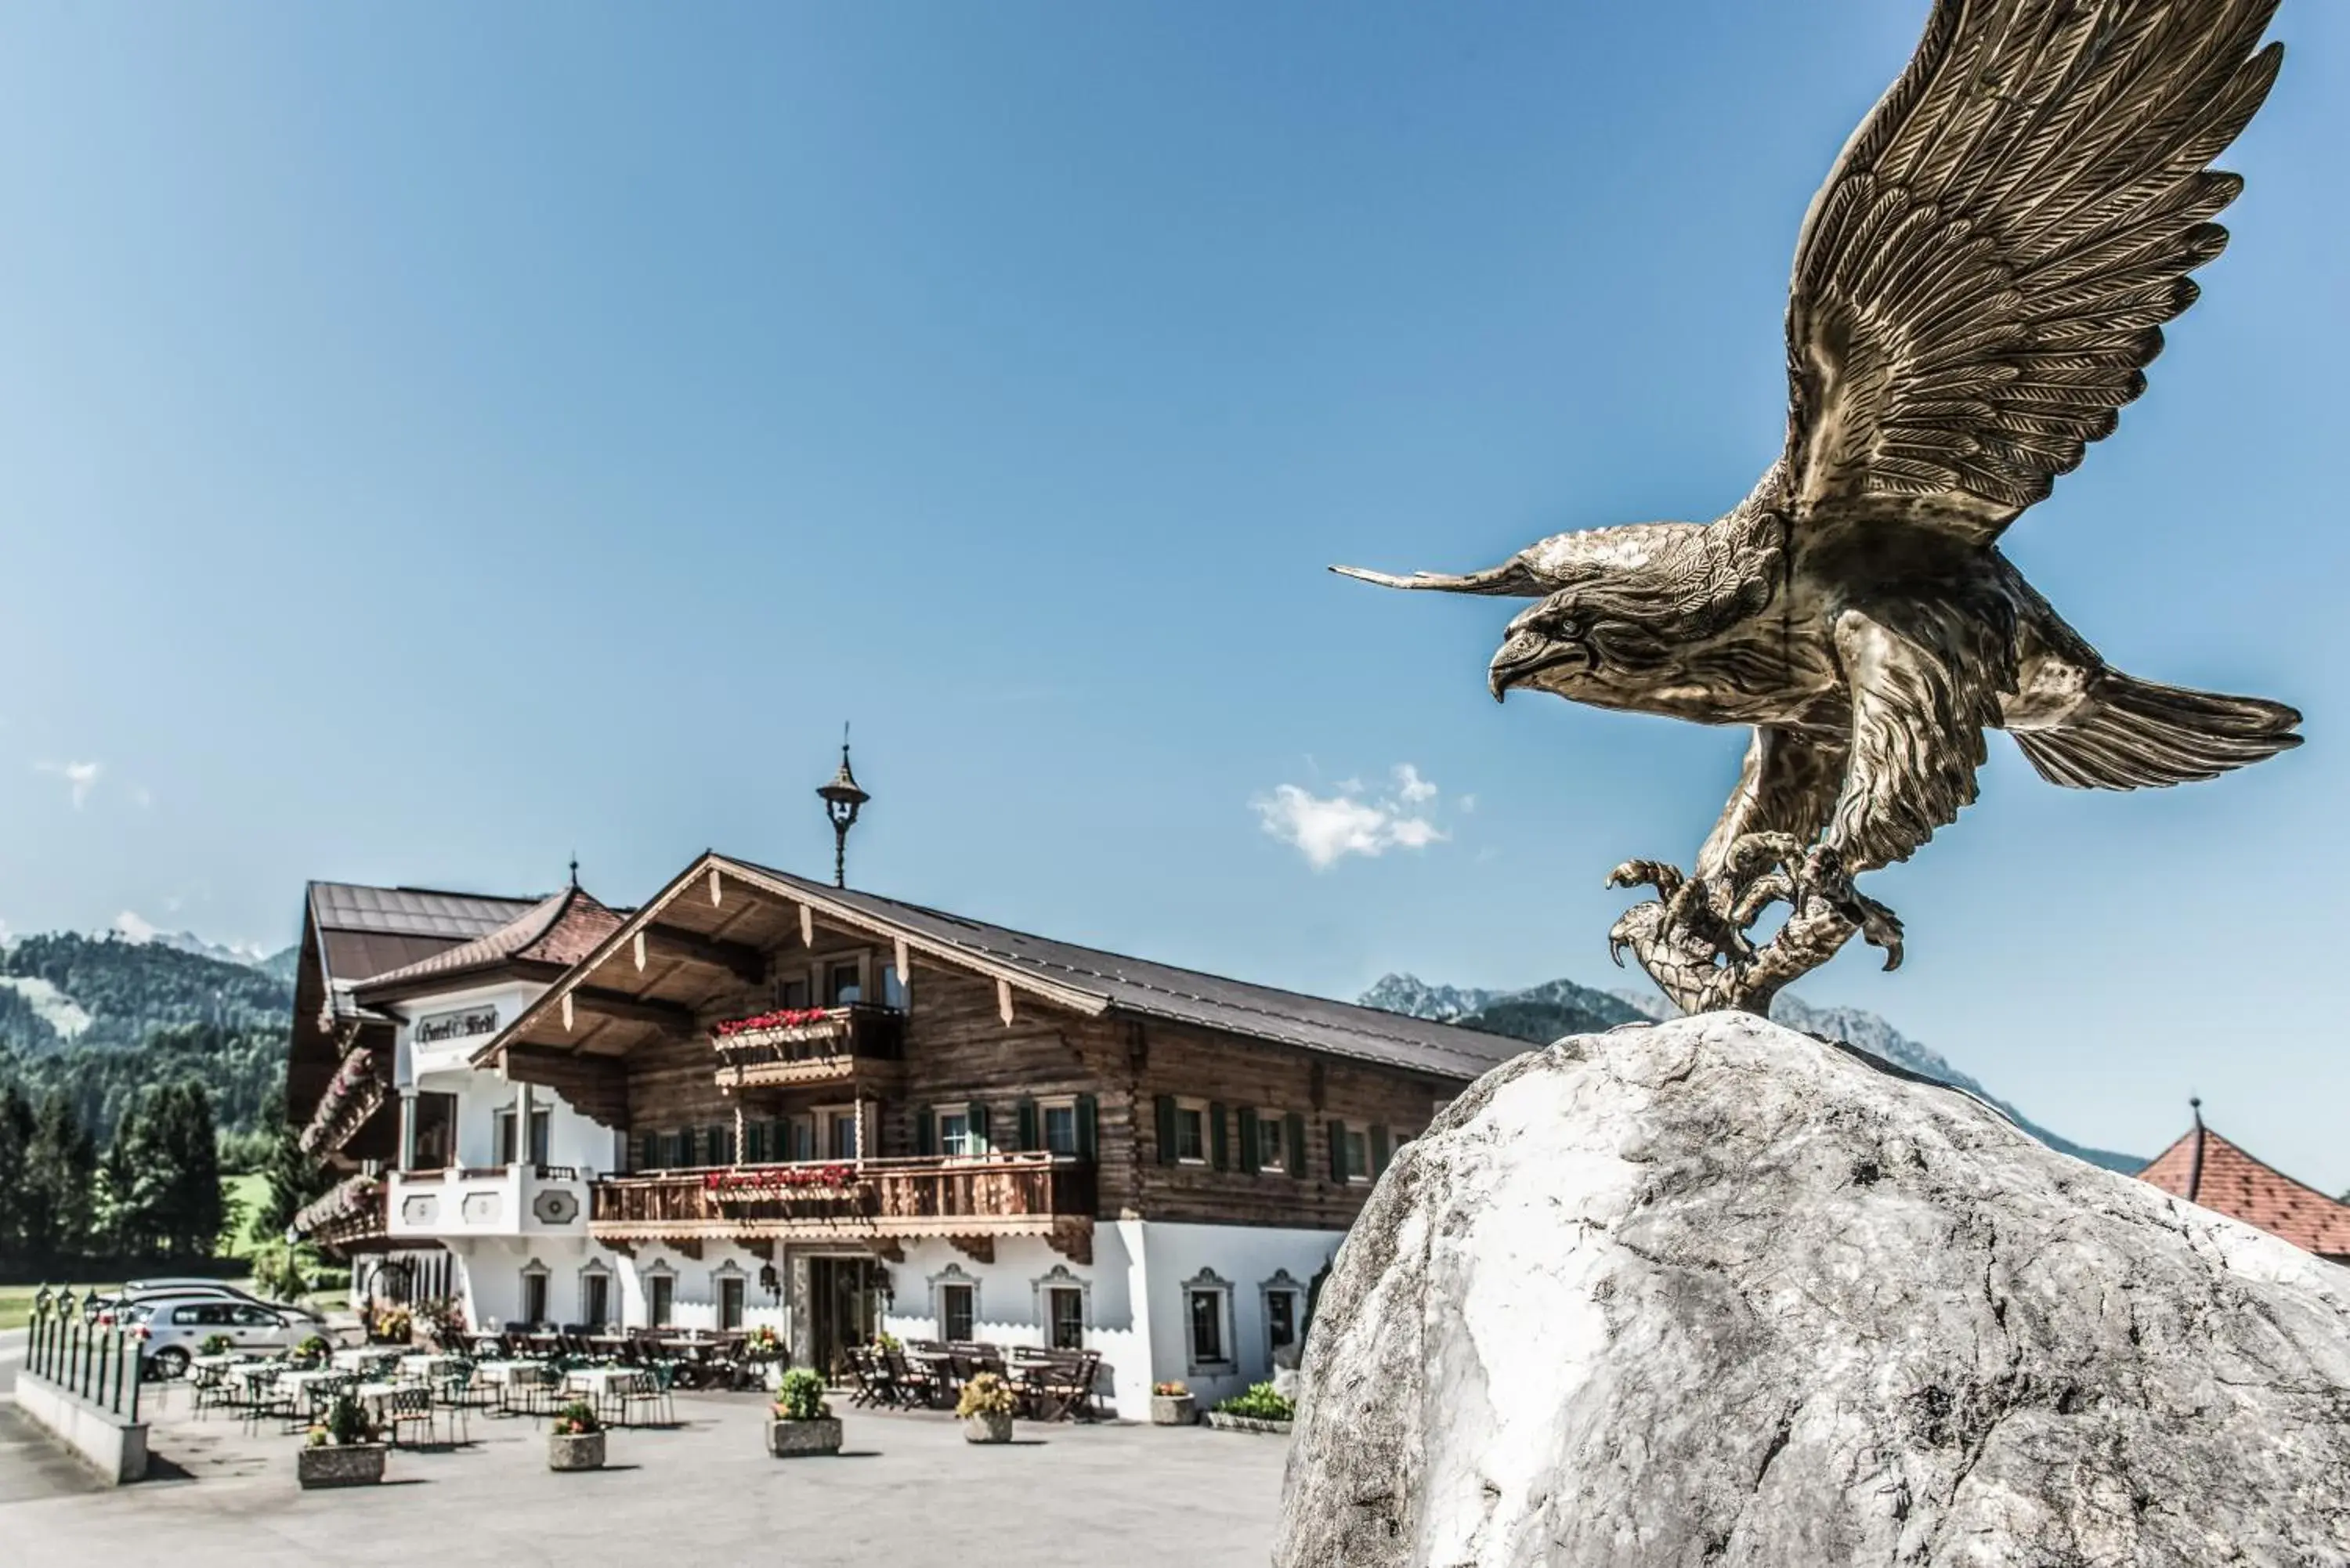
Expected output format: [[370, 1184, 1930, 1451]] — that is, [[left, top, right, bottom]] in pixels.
[[2189, 1094, 2203, 1128], [2186, 1096, 2207, 1204], [569, 854, 580, 891]]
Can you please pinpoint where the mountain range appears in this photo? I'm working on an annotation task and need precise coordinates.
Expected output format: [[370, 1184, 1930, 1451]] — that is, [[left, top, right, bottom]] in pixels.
[[1358, 972, 2145, 1174]]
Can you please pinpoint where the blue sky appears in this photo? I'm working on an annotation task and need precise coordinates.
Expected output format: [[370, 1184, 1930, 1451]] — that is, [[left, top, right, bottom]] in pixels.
[[2, 2, 2344, 1189]]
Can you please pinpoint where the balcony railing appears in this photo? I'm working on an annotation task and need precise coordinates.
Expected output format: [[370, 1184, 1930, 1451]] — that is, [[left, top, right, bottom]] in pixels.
[[590, 1153, 1094, 1241], [298, 1045, 389, 1158], [710, 1003, 906, 1088]]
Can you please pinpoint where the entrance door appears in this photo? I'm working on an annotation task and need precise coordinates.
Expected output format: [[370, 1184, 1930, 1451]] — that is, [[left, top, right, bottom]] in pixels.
[[806, 1257, 884, 1378]]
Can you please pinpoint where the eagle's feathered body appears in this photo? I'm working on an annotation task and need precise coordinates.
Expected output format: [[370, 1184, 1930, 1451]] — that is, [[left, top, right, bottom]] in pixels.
[[1336, 0, 2306, 1013]]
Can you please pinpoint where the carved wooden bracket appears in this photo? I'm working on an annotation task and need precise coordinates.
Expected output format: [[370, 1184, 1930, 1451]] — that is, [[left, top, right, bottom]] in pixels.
[[674, 1238, 704, 1261], [870, 1237, 905, 1263], [948, 1234, 995, 1265], [1044, 1223, 1094, 1267]]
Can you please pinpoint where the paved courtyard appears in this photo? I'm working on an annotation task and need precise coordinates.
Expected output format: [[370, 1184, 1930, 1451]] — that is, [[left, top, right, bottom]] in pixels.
[[0, 1376, 1286, 1568]]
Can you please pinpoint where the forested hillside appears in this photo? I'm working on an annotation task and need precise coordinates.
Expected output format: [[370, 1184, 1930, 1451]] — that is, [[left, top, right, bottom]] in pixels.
[[0, 932, 292, 1140]]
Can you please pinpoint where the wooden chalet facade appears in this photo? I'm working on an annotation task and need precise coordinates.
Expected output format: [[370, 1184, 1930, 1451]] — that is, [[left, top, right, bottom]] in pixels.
[[291, 854, 1520, 1412]]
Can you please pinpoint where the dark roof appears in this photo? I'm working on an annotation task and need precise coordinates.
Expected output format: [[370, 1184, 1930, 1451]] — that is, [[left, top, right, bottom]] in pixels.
[[307, 882, 544, 1021], [732, 858, 1521, 1083], [2139, 1118, 2350, 1262], [355, 886, 624, 1001]]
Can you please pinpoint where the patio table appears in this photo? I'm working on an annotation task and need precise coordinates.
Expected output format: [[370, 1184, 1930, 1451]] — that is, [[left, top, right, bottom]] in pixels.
[[399, 1353, 454, 1381], [564, 1364, 645, 1425]]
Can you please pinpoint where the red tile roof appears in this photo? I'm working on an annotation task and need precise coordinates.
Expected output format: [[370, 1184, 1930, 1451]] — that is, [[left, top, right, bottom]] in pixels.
[[2138, 1115, 2350, 1262], [352, 884, 623, 998]]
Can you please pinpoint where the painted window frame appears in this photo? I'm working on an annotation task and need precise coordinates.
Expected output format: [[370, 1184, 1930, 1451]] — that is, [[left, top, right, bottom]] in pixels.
[[578, 1261, 613, 1330], [1343, 1126, 1372, 1185], [1031, 1263, 1092, 1350], [1037, 1095, 1081, 1157], [929, 1262, 980, 1343], [1260, 1268, 1307, 1364], [1253, 1109, 1288, 1173], [519, 1259, 551, 1328], [1173, 1097, 1209, 1166], [1181, 1268, 1236, 1375]]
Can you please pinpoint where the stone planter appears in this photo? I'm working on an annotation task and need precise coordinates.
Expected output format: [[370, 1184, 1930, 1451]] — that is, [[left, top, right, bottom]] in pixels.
[[1150, 1393, 1197, 1426], [548, 1430, 607, 1471], [1206, 1411, 1294, 1436], [963, 1411, 1014, 1444], [297, 1443, 387, 1490], [765, 1416, 844, 1458]]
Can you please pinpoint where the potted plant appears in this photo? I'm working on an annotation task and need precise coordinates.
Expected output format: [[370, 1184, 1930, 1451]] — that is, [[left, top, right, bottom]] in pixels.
[[766, 1367, 843, 1458], [1206, 1381, 1296, 1435], [293, 1334, 331, 1367], [416, 1296, 469, 1353], [1151, 1380, 1197, 1426], [548, 1400, 607, 1471], [370, 1305, 413, 1346], [956, 1371, 1018, 1444], [198, 1332, 235, 1358], [298, 1393, 386, 1489]]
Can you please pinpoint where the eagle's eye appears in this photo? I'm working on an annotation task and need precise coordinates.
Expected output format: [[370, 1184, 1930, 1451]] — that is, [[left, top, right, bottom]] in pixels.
[[1553, 616, 1582, 639]]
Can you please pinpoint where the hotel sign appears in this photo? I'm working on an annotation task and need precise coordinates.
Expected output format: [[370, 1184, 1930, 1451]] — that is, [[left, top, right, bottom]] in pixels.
[[416, 1006, 499, 1046]]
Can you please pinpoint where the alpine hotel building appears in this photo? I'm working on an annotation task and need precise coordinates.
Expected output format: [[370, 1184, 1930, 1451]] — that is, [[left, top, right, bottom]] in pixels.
[[287, 821, 1517, 1416]]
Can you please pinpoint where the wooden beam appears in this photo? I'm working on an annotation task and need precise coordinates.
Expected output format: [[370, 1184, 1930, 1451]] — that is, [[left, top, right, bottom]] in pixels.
[[799, 903, 815, 948], [642, 923, 766, 984], [709, 866, 724, 907], [997, 979, 1015, 1028], [569, 987, 696, 1031]]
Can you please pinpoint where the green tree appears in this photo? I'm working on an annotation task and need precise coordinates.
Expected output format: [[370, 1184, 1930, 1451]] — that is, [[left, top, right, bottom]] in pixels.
[[252, 1087, 331, 1245], [20, 1088, 96, 1265], [0, 1080, 34, 1266]]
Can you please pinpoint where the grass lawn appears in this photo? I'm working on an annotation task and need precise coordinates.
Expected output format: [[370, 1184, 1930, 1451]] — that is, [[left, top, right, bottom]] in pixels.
[[0, 1282, 121, 1333]]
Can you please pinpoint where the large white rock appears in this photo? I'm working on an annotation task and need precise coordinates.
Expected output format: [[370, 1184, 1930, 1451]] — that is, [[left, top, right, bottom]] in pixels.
[[1276, 1012, 2350, 1567]]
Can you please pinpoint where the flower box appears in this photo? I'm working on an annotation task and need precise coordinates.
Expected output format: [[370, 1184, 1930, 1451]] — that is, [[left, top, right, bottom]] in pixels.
[[1149, 1393, 1197, 1426], [1204, 1411, 1293, 1436], [766, 1416, 844, 1458], [964, 1411, 1014, 1444], [297, 1443, 387, 1489], [548, 1430, 607, 1471]]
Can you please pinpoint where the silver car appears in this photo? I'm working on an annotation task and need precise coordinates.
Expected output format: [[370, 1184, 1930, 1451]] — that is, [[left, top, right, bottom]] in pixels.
[[89, 1281, 324, 1328], [130, 1296, 313, 1379]]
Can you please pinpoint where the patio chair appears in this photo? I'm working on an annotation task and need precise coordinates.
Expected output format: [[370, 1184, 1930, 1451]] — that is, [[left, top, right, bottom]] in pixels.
[[190, 1360, 231, 1421], [437, 1360, 490, 1443], [383, 1384, 436, 1448], [615, 1367, 670, 1428], [500, 1362, 557, 1420]]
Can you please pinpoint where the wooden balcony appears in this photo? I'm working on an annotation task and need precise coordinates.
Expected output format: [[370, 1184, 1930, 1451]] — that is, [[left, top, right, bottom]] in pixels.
[[298, 1045, 389, 1158], [710, 1003, 906, 1089], [291, 1172, 392, 1254], [589, 1154, 1096, 1250]]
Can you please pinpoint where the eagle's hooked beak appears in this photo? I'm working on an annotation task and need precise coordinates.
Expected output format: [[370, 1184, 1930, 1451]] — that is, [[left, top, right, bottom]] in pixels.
[[1488, 629, 1585, 702]]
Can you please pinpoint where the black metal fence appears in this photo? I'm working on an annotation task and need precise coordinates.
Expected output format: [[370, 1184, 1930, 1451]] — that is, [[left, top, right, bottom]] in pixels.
[[23, 1289, 143, 1422]]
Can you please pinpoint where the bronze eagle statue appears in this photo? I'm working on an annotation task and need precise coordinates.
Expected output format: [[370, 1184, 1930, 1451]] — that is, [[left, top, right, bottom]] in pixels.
[[1337, 0, 2303, 1017]]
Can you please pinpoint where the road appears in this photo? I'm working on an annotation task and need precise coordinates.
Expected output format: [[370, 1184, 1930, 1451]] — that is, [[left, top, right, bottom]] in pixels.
[[0, 1328, 24, 1396]]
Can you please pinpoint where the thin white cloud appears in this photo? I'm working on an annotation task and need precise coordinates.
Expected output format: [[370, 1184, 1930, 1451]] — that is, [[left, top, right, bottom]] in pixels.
[[1252, 763, 1453, 870], [36, 759, 102, 808], [130, 784, 154, 809], [1457, 793, 1479, 815]]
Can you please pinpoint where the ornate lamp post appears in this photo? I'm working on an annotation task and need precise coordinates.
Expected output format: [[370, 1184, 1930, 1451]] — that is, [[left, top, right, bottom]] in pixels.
[[816, 730, 870, 889]]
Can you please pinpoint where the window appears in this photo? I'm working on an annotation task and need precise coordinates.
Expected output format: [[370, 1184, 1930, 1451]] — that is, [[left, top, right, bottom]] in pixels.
[[709, 1123, 736, 1166], [776, 974, 812, 1009], [718, 1275, 746, 1331], [826, 959, 863, 1006], [938, 1110, 973, 1158], [881, 963, 907, 1010], [1256, 1113, 1287, 1173], [521, 1270, 548, 1327], [174, 1303, 230, 1327], [1267, 1291, 1298, 1356], [409, 1092, 457, 1171], [1047, 1287, 1084, 1351], [649, 1274, 675, 1328], [1345, 1128, 1370, 1184], [827, 1111, 859, 1160], [495, 1107, 553, 1167], [787, 1115, 816, 1162], [1173, 1102, 1206, 1164], [1188, 1289, 1225, 1367], [581, 1272, 612, 1330], [529, 1109, 551, 1166], [1041, 1102, 1079, 1157], [940, 1282, 975, 1342]]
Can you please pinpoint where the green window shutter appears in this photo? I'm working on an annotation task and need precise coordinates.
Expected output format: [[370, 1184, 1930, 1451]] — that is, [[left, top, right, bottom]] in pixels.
[[1236, 1107, 1260, 1174], [1076, 1096, 1098, 1159], [1285, 1112, 1307, 1180], [1328, 1120, 1348, 1183], [915, 1107, 936, 1158], [970, 1103, 992, 1153], [638, 1132, 658, 1172], [770, 1121, 788, 1162], [1016, 1099, 1038, 1153], [1370, 1125, 1391, 1177], [745, 1122, 765, 1163], [1154, 1096, 1178, 1165], [1209, 1102, 1228, 1171]]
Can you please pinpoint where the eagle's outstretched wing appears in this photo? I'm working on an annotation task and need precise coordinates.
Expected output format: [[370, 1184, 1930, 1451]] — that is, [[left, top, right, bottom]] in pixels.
[[1781, 0, 2282, 544]]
